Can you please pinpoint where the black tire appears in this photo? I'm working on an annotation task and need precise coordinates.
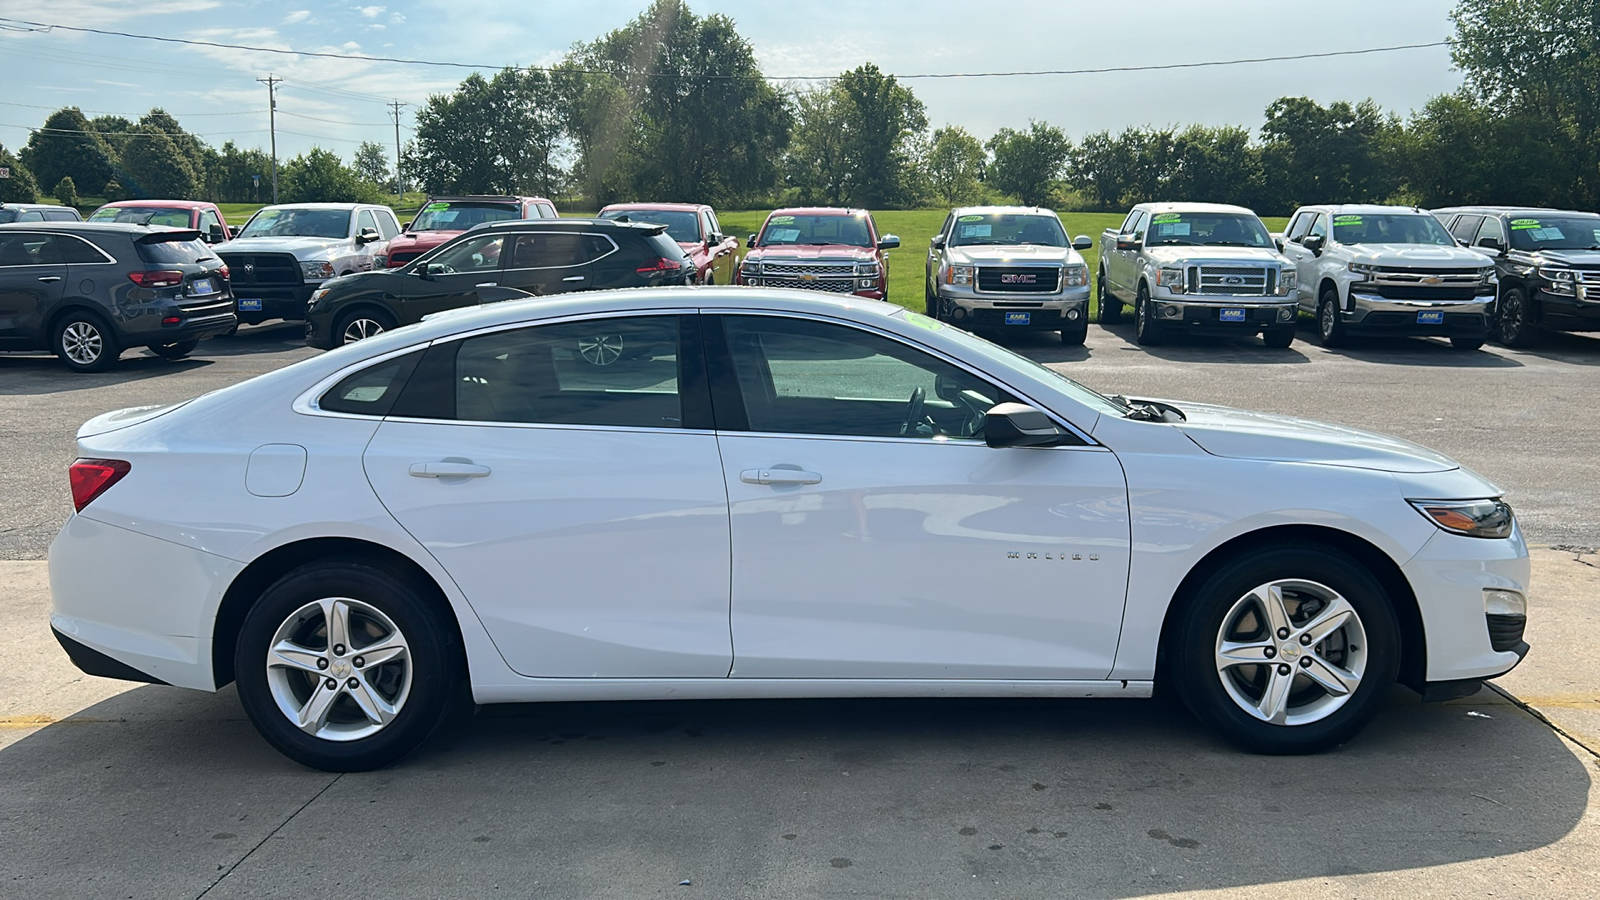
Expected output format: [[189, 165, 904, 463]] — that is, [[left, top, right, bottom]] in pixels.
[[924, 283, 941, 319], [1170, 544, 1400, 754], [1262, 326, 1295, 349], [150, 339, 200, 360], [53, 310, 121, 373], [1450, 336, 1486, 351], [1059, 318, 1088, 346], [335, 307, 397, 346], [1097, 270, 1121, 324], [1316, 289, 1348, 348], [234, 561, 464, 772], [1495, 287, 1537, 348], [703, 271, 715, 286], [1133, 284, 1162, 346]]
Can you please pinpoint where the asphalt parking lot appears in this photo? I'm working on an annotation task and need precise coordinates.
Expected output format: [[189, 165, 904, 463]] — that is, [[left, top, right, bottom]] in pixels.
[[3, 319, 1599, 898]]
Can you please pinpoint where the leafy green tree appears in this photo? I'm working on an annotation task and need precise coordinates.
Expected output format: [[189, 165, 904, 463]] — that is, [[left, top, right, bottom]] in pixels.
[[118, 126, 200, 199], [102, 178, 127, 202], [1066, 130, 1132, 211], [89, 115, 136, 160], [209, 141, 274, 203], [20, 107, 115, 196], [413, 68, 566, 197], [1259, 97, 1400, 212], [834, 63, 926, 208], [0, 144, 41, 203], [353, 141, 392, 189], [281, 147, 381, 203], [53, 176, 79, 207], [785, 84, 851, 205], [921, 126, 987, 206], [986, 121, 1070, 207], [1166, 125, 1264, 210], [138, 109, 207, 187], [1398, 91, 1563, 207]]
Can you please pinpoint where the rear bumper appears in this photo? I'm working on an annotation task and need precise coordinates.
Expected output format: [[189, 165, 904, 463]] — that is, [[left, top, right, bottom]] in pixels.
[[231, 284, 316, 323]]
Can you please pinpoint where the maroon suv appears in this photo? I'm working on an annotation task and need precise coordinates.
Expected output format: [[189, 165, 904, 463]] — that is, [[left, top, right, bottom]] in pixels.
[[597, 202, 739, 285], [382, 196, 558, 268], [736, 207, 899, 301]]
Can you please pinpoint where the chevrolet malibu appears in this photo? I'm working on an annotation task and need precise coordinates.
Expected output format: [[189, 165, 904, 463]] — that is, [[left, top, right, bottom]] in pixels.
[[49, 288, 1529, 771]]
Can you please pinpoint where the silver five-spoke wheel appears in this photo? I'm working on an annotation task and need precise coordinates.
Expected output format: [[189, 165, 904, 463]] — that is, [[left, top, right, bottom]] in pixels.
[[342, 317, 387, 344], [1214, 579, 1367, 727], [265, 597, 413, 742]]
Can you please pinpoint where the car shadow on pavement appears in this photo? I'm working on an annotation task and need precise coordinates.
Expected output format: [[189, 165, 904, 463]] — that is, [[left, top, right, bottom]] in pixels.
[[0, 684, 1588, 897], [197, 322, 316, 358], [0, 354, 213, 395], [1501, 329, 1600, 367], [1312, 338, 1525, 368], [1092, 323, 1313, 364]]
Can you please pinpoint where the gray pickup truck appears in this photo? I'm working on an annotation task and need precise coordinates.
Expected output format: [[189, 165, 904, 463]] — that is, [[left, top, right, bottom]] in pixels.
[[924, 206, 1093, 345], [1098, 202, 1299, 347]]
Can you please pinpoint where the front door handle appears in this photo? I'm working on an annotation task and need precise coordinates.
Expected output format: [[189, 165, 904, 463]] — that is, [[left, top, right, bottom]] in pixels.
[[562, 275, 585, 282], [37, 276, 61, 283], [475, 282, 498, 288], [409, 461, 492, 478], [740, 467, 822, 486]]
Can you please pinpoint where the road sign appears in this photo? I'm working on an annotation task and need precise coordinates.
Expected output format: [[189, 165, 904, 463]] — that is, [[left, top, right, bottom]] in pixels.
[[0, 167, 10, 179]]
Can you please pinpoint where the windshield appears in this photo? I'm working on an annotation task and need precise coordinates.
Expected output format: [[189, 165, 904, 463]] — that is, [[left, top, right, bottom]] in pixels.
[[1506, 215, 1600, 251], [1332, 213, 1454, 246], [1146, 212, 1273, 248], [237, 208, 351, 239], [949, 213, 1067, 247], [758, 213, 872, 248], [410, 201, 521, 232], [599, 208, 700, 243], [90, 206, 192, 227]]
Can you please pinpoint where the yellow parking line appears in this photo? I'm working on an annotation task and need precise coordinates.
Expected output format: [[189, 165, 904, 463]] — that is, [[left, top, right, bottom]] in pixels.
[[0, 715, 55, 728]]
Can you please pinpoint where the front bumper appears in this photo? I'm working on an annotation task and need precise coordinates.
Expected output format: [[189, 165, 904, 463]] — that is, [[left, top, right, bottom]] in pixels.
[[938, 287, 1090, 330], [231, 283, 318, 323], [1401, 526, 1530, 687], [1147, 296, 1298, 333], [1342, 292, 1493, 336]]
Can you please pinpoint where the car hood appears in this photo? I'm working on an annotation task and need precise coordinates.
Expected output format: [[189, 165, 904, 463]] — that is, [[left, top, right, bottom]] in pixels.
[[1168, 401, 1459, 473], [1142, 245, 1286, 265], [748, 244, 875, 260], [217, 235, 352, 259], [388, 230, 458, 248], [1343, 244, 1490, 267], [947, 245, 1082, 265], [1520, 248, 1600, 267]]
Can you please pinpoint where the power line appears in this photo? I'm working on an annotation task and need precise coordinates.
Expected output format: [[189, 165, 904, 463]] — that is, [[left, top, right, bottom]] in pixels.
[[0, 16, 1454, 81]]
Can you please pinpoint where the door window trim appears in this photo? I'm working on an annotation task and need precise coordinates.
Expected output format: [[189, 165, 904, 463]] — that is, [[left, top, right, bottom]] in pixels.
[[500, 231, 617, 273]]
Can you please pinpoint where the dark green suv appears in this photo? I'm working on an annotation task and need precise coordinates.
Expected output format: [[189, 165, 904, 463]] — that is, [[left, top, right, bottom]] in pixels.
[[304, 218, 693, 348]]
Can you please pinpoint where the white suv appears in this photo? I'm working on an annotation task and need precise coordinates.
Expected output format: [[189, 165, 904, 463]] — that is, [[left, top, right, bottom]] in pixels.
[[1277, 205, 1496, 349]]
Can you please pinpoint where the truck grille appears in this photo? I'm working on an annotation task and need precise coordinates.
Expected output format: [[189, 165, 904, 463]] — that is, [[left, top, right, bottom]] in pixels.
[[388, 250, 425, 266], [758, 277, 855, 293], [218, 253, 302, 287], [1196, 265, 1272, 296], [761, 261, 856, 277], [977, 266, 1062, 293], [1374, 286, 1481, 301]]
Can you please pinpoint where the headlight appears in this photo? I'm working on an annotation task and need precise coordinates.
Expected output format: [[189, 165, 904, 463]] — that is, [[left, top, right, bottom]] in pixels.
[[1409, 498, 1515, 539], [855, 261, 880, 277], [1064, 265, 1088, 287], [1538, 267, 1577, 295], [1277, 268, 1297, 295], [1157, 267, 1186, 293], [946, 265, 974, 286], [1347, 262, 1380, 280], [740, 260, 762, 275], [373, 255, 388, 268], [301, 260, 335, 280]]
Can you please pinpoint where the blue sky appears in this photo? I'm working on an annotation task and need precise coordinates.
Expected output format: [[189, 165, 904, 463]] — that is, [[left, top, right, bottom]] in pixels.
[[0, 0, 1465, 163]]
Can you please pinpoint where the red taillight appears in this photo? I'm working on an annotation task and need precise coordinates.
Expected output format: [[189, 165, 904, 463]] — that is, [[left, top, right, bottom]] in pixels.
[[637, 257, 684, 274], [128, 270, 184, 288], [69, 458, 131, 512]]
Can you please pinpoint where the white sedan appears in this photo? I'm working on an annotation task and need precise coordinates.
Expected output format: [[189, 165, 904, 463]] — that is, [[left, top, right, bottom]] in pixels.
[[49, 288, 1530, 771]]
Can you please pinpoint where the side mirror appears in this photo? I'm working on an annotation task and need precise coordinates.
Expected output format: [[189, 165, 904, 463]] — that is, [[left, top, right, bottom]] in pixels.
[[930, 235, 945, 249], [1274, 238, 1284, 252], [1476, 236, 1503, 254], [877, 234, 901, 250], [1303, 234, 1325, 254], [1071, 234, 1092, 251], [984, 402, 1069, 449], [1115, 234, 1140, 252], [402, 221, 413, 231], [708, 232, 723, 246], [356, 227, 382, 244], [747, 234, 757, 249], [207, 224, 226, 243], [424, 263, 447, 277]]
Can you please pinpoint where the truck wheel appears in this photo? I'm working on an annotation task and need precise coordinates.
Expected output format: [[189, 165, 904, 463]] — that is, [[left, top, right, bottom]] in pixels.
[[924, 283, 941, 320], [1495, 287, 1537, 348], [1262, 326, 1295, 349], [1060, 318, 1088, 346], [1097, 270, 1121, 324], [1450, 336, 1485, 351], [150, 339, 200, 360], [1317, 290, 1348, 348], [54, 310, 122, 373], [1133, 285, 1162, 346]]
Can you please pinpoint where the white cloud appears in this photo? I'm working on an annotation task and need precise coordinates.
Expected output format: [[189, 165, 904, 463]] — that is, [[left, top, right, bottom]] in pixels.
[[283, 10, 311, 25], [356, 5, 384, 18]]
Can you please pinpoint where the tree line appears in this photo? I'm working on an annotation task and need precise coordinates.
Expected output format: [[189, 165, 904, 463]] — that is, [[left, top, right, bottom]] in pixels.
[[3, 0, 1594, 215]]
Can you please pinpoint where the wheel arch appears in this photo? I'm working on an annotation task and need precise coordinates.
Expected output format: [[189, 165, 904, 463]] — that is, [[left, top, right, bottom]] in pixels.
[[47, 300, 117, 338], [331, 300, 398, 329], [1318, 277, 1342, 306], [211, 536, 466, 689], [1154, 523, 1426, 693]]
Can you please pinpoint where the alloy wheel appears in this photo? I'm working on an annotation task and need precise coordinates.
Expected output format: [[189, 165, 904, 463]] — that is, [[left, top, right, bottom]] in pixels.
[[265, 597, 413, 742], [342, 317, 387, 344], [61, 321, 104, 365], [578, 333, 624, 365], [1213, 579, 1368, 727]]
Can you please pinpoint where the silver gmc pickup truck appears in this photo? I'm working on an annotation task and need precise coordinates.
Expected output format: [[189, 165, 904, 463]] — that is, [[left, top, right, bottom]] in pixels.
[[924, 206, 1093, 345], [1097, 202, 1299, 347]]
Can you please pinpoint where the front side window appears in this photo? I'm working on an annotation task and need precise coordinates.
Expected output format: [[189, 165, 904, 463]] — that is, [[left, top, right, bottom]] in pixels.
[[1286, 211, 1314, 242], [424, 234, 505, 273], [1145, 212, 1273, 248], [1307, 214, 1329, 241], [948, 213, 1068, 247], [1448, 215, 1483, 243], [1473, 216, 1507, 248], [357, 210, 379, 237], [1125, 210, 1149, 240], [756, 214, 873, 248], [719, 316, 1007, 441], [199, 209, 224, 236], [1331, 213, 1454, 246]]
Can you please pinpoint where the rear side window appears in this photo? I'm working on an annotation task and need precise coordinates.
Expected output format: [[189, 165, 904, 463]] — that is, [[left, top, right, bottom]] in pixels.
[[505, 232, 590, 268], [58, 236, 112, 263], [1448, 215, 1483, 242], [0, 233, 63, 266], [319, 350, 424, 416], [135, 238, 216, 264]]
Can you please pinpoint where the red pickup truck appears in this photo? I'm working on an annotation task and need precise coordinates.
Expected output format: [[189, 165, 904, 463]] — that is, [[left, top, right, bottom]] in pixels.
[[381, 195, 558, 268], [736, 207, 899, 300], [88, 200, 232, 244], [597, 202, 740, 285]]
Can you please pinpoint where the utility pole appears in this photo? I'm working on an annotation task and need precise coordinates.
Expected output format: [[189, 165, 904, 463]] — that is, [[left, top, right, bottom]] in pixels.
[[388, 99, 406, 197], [257, 74, 282, 204]]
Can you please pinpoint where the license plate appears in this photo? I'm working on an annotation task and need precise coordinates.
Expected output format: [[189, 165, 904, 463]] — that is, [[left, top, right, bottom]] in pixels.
[[1417, 311, 1444, 324], [237, 299, 263, 312], [1219, 308, 1247, 322], [1004, 312, 1032, 325], [191, 278, 215, 296]]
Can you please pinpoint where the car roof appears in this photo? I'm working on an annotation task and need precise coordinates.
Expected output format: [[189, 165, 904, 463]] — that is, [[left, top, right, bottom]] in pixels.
[[255, 203, 374, 211], [767, 207, 871, 218], [1134, 202, 1258, 215], [1295, 204, 1430, 215], [426, 195, 550, 204], [95, 199, 213, 209], [1, 203, 77, 210], [949, 205, 1059, 217], [1432, 205, 1600, 219], [464, 217, 665, 234], [600, 202, 706, 213]]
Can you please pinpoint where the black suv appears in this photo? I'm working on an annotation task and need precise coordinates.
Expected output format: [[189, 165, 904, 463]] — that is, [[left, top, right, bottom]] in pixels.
[[304, 218, 693, 348], [0, 204, 83, 224], [0, 222, 236, 372], [1433, 206, 1600, 347]]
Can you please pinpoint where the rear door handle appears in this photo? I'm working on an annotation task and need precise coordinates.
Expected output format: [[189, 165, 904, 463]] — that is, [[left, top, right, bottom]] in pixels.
[[37, 276, 61, 283], [562, 276, 585, 282], [740, 468, 822, 485], [409, 462, 492, 478]]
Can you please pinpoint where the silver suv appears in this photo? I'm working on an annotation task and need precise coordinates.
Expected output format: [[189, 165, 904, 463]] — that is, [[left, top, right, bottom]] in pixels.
[[924, 207, 1092, 345]]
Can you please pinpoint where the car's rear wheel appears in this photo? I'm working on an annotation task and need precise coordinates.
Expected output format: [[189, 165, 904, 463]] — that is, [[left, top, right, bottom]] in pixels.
[[1495, 287, 1537, 347], [150, 339, 200, 359], [336, 308, 396, 346], [1317, 289, 1348, 348], [1097, 271, 1121, 324], [1171, 544, 1399, 754], [1133, 284, 1162, 346], [54, 311, 121, 373], [235, 561, 463, 772]]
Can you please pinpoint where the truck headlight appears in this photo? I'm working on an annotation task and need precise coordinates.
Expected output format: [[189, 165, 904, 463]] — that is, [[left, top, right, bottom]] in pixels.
[[1538, 267, 1577, 295], [301, 260, 335, 281], [1064, 265, 1088, 287], [1347, 262, 1380, 281], [1409, 498, 1515, 539], [740, 260, 762, 276], [855, 261, 880, 277], [1157, 267, 1186, 293], [946, 265, 974, 286], [1277, 268, 1297, 295]]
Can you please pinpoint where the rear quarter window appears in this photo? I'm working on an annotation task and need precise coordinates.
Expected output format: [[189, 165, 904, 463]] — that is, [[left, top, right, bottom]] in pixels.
[[319, 350, 424, 416]]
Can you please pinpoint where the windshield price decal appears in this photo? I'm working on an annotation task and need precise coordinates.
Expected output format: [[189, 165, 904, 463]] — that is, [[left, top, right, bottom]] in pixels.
[[957, 215, 983, 222], [1509, 219, 1541, 229], [424, 202, 449, 211], [1333, 215, 1363, 225], [768, 215, 795, 225], [1151, 213, 1182, 223]]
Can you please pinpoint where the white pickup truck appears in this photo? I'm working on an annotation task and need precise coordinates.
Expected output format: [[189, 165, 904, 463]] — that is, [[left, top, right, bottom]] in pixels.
[[1097, 203, 1299, 347], [1276, 204, 1496, 349], [216, 203, 401, 326]]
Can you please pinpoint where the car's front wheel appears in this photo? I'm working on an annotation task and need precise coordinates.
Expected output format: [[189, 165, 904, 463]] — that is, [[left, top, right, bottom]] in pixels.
[[336, 308, 396, 346], [234, 561, 464, 771], [1060, 318, 1088, 346], [1495, 287, 1537, 348], [1133, 284, 1162, 346], [1317, 289, 1348, 348], [1171, 544, 1399, 754], [1097, 271, 1121, 324]]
